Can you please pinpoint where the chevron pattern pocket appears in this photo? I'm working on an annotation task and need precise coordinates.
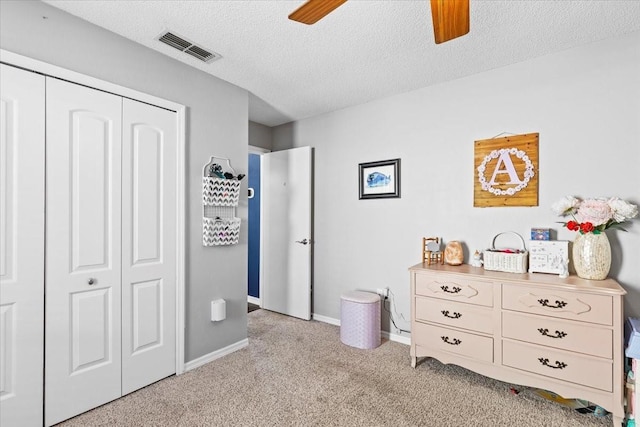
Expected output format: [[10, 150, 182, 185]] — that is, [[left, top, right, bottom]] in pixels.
[[203, 177, 241, 207], [203, 217, 241, 246]]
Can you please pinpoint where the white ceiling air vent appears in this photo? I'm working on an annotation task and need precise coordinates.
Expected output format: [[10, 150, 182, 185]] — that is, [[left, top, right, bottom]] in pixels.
[[157, 31, 221, 64]]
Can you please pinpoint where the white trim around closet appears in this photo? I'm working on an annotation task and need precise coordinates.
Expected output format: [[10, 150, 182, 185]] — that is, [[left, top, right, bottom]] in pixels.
[[0, 49, 187, 375]]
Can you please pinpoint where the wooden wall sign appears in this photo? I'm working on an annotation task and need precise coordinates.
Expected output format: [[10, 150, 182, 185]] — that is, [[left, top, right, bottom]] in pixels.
[[474, 133, 539, 207]]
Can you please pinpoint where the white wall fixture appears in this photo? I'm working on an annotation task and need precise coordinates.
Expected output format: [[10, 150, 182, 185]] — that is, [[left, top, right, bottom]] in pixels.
[[211, 299, 226, 322]]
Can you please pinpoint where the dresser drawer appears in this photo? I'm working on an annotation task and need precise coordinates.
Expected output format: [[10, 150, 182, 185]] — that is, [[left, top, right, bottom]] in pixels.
[[413, 322, 493, 363], [414, 273, 493, 307], [502, 340, 612, 392], [502, 311, 612, 359], [502, 284, 612, 325], [416, 296, 493, 334]]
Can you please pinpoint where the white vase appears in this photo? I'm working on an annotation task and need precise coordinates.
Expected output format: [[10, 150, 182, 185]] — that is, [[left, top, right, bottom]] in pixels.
[[572, 232, 611, 280]]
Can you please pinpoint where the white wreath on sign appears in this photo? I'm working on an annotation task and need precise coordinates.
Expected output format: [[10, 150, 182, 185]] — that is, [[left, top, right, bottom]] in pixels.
[[477, 148, 534, 196]]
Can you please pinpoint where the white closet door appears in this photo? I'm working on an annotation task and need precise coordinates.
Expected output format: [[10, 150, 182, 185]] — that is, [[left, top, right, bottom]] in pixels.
[[121, 98, 176, 394], [0, 65, 45, 427], [45, 78, 123, 426]]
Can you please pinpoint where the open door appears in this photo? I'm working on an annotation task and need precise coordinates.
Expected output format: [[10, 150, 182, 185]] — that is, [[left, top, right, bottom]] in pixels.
[[247, 152, 262, 304], [261, 147, 312, 320]]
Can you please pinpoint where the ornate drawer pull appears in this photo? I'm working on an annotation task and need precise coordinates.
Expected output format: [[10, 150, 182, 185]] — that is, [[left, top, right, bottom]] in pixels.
[[440, 285, 462, 294], [441, 310, 462, 319], [538, 357, 567, 369], [537, 328, 567, 339], [441, 336, 461, 345], [537, 299, 567, 309]]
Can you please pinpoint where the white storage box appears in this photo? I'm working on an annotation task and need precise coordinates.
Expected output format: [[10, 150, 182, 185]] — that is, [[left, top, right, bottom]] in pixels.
[[529, 240, 569, 274], [340, 291, 381, 349], [626, 318, 640, 359]]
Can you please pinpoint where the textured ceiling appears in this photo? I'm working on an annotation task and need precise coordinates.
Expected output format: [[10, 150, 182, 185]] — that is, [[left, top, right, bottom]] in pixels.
[[43, 1, 640, 127]]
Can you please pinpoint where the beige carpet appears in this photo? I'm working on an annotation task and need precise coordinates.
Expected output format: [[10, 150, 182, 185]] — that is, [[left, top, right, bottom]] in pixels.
[[59, 309, 611, 426]]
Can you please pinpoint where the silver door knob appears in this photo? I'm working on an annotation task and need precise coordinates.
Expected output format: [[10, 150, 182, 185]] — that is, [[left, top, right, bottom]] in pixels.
[[88, 278, 96, 285], [295, 239, 309, 245]]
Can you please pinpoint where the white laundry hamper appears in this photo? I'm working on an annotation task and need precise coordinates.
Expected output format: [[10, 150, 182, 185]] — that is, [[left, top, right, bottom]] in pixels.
[[340, 291, 381, 349]]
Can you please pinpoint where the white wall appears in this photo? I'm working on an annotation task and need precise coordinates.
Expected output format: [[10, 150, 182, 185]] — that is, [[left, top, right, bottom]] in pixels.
[[274, 31, 640, 332], [0, 1, 249, 362]]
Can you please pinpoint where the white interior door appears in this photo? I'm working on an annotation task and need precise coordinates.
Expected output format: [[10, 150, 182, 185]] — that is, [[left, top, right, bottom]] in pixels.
[[0, 64, 45, 427], [261, 147, 312, 320], [45, 78, 123, 426], [121, 98, 176, 395]]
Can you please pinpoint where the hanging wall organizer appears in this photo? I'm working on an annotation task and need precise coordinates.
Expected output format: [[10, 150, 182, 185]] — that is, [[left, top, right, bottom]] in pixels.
[[202, 156, 242, 246]]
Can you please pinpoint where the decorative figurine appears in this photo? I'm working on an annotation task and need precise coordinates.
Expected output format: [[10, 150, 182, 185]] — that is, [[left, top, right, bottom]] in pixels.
[[558, 256, 569, 279], [470, 250, 484, 268]]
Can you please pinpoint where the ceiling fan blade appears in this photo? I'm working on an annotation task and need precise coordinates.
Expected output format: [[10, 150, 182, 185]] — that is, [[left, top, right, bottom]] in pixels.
[[430, 0, 470, 44], [289, 0, 348, 25]]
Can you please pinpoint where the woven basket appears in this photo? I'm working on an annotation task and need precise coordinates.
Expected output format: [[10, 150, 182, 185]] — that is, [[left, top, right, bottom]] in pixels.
[[484, 232, 528, 274], [202, 217, 241, 246], [202, 177, 241, 207]]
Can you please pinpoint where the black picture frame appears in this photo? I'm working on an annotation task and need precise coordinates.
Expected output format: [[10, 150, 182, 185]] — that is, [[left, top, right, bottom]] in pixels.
[[358, 158, 401, 200]]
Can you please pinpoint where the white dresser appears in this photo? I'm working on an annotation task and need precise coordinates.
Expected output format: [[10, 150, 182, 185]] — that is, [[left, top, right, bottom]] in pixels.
[[409, 263, 626, 426]]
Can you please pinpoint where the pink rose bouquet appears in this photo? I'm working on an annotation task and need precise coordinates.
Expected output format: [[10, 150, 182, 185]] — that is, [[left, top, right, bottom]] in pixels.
[[552, 196, 638, 234]]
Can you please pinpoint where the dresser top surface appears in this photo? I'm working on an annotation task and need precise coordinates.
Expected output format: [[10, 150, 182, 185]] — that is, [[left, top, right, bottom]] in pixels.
[[409, 262, 626, 295]]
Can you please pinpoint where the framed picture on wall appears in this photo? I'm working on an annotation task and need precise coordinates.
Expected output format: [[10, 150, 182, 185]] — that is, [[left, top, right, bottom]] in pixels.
[[358, 158, 401, 199]]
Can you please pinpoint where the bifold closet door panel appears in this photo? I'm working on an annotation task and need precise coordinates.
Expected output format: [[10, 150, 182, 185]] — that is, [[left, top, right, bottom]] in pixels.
[[0, 65, 45, 427], [45, 78, 123, 426], [121, 98, 177, 395]]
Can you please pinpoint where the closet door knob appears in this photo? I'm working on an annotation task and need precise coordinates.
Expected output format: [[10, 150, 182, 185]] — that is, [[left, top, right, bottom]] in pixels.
[[87, 278, 96, 285]]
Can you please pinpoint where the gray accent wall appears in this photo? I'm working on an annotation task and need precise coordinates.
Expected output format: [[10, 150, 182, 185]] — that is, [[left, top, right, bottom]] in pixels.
[[273, 31, 640, 331], [0, 0, 249, 362], [249, 121, 273, 151]]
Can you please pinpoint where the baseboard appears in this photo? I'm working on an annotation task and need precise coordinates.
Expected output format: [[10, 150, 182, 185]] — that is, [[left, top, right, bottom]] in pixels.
[[247, 296, 260, 305], [311, 313, 340, 326], [382, 330, 411, 345], [312, 313, 410, 346], [184, 338, 249, 372]]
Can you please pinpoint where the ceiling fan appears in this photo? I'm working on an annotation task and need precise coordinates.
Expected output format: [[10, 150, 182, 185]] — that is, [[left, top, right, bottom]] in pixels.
[[288, 0, 470, 44]]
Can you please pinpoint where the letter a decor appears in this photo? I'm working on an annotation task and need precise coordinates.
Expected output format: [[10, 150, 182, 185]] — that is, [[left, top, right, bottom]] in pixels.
[[474, 133, 539, 207]]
